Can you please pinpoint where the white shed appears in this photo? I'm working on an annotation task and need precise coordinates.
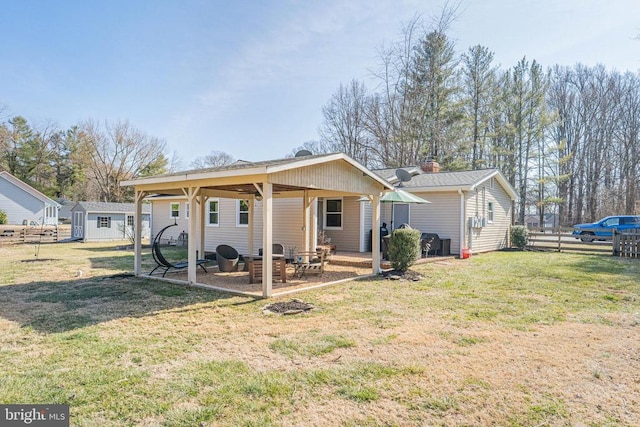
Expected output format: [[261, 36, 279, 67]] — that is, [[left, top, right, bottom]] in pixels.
[[71, 202, 151, 242]]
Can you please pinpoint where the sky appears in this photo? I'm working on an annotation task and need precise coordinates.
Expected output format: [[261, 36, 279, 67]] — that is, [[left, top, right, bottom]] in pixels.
[[1, 0, 639, 167]]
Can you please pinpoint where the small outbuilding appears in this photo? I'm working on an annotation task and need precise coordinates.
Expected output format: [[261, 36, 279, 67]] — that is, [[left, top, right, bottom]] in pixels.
[[70, 201, 151, 242]]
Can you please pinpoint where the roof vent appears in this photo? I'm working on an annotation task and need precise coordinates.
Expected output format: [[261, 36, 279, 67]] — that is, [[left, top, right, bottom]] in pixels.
[[295, 149, 313, 157]]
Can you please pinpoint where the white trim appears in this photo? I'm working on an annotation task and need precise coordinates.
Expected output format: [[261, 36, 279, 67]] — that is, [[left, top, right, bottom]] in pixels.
[[206, 199, 219, 227], [185, 202, 190, 220], [236, 199, 249, 227], [323, 197, 343, 230], [169, 202, 180, 219]]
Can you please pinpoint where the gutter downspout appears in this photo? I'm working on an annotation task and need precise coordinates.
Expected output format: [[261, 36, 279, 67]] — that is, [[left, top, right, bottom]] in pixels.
[[458, 189, 465, 257]]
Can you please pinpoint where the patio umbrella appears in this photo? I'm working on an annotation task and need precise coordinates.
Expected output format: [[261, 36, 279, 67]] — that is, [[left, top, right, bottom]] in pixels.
[[359, 189, 431, 229]]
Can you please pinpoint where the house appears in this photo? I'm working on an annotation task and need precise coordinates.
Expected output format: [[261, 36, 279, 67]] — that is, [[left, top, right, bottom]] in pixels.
[[371, 160, 518, 256], [0, 171, 59, 225], [525, 213, 559, 229], [70, 202, 151, 242], [122, 153, 394, 297], [147, 158, 518, 262]]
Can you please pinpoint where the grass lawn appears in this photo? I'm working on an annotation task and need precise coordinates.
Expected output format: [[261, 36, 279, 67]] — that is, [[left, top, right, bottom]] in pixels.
[[0, 242, 639, 426]]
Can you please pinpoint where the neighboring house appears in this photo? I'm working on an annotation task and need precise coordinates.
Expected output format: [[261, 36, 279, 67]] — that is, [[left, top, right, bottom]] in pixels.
[[0, 171, 60, 225], [71, 202, 151, 241], [371, 160, 518, 256], [525, 213, 559, 229]]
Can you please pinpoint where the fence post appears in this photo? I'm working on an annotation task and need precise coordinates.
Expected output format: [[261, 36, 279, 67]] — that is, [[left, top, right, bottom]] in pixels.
[[612, 229, 619, 257]]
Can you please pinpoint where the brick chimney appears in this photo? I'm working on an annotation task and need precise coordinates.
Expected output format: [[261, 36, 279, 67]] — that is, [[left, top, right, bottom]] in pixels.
[[420, 158, 440, 173]]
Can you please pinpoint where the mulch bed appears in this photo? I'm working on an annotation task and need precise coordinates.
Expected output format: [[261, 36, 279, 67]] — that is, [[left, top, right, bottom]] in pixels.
[[263, 299, 315, 315]]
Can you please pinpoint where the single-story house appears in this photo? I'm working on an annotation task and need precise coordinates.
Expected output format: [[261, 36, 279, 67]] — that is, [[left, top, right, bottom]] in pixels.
[[122, 153, 394, 297], [70, 201, 151, 242], [147, 159, 517, 262], [0, 171, 60, 225], [525, 213, 559, 229]]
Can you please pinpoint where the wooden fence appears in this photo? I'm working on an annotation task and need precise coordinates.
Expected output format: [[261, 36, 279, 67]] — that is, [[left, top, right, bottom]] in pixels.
[[527, 226, 640, 258], [613, 229, 640, 258], [0, 225, 71, 245], [526, 227, 613, 254]]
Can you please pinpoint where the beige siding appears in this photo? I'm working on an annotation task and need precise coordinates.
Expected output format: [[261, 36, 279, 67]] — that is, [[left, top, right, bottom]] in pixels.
[[407, 192, 462, 255], [271, 160, 385, 195], [322, 196, 361, 252], [465, 182, 512, 253], [153, 197, 306, 256], [151, 200, 192, 241]]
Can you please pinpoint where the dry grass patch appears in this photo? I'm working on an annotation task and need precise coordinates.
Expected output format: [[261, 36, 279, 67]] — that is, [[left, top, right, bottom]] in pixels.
[[0, 243, 639, 425]]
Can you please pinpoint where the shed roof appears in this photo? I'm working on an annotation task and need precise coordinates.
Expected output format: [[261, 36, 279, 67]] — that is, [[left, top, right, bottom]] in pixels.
[[73, 201, 151, 214]]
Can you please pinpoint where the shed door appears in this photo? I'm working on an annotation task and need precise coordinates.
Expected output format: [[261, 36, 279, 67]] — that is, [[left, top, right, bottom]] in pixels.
[[73, 212, 84, 238]]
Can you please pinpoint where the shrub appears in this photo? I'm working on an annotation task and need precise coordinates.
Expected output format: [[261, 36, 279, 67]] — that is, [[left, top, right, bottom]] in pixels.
[[511, 225, 529, 250], [387, 227, 421, 271], [0, 210, 7, 225]]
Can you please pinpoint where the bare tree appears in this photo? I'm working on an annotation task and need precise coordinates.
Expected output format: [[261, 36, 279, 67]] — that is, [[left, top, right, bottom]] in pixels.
[[190, 150, 235, 169], [78, 119, 167, 202], [319, 79, 371, 165], [287, 140, 332, 157]]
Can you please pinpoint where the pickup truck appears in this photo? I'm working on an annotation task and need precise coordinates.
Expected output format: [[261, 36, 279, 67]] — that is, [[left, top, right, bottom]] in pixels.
[[572, 215, 640, 242], [0, 220, 57, 237]]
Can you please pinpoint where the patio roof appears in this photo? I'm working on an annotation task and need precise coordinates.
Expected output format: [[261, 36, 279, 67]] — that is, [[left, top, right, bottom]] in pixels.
[[122, 152, 394, 198], [121, 152, 391, 297]]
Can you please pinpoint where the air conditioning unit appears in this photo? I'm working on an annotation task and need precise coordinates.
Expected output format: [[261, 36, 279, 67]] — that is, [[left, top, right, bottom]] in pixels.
[[470, 216, 486, 229]]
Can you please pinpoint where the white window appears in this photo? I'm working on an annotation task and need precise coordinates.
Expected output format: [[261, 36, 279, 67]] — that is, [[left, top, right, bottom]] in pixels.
[[237, 200, 249, 227], [185, 202, 190, 219], [207, 199, 219, 226], [325, 198, 343, 229], [170, 202, 180, 219], [126, 215, 134, 227], [488, 202, 494, 223], [97, 216, 111, 228]]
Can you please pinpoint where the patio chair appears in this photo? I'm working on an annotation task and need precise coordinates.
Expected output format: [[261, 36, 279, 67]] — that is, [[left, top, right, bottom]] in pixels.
[[292, 249, 327, 279], [150, 224, 209, 277], [258, 243, 285, 256], [216, 244, 239, 272]]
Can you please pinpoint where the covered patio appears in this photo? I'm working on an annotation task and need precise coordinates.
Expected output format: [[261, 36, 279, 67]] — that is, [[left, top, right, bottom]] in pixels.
[[122, 153, 394, 297]]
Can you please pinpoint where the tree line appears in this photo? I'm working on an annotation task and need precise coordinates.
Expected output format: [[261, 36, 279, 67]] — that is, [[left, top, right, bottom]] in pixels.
[[314, 14, 640, 226], [0, 117, 168, 203], [2, 12, 639, 225]]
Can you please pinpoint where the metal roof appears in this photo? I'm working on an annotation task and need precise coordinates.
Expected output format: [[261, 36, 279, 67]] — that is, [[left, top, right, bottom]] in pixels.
[[73, 201, 151, 214]]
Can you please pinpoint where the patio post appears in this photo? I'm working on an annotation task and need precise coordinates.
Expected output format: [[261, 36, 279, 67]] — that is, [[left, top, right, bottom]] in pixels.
[[303, 190, 311, 252], [198, 194, 206, 259], [248, 197, 255, 255], [371, 193, 381, 274], [262, 182, 273, 297], [187, 186, 199, 284], [134, 190, 145, 276]]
